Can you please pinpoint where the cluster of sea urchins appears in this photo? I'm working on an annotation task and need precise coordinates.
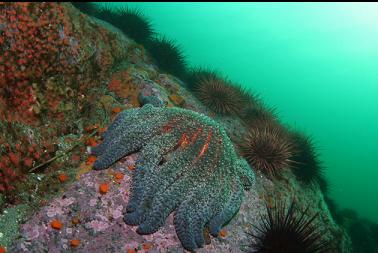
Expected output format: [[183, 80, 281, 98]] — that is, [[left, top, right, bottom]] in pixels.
[[72, 2, 329, 189], [186, 68, 297, 177], [72, 3, 154, 45], [247, 200, 330, 253], [237, 100, 328, 187], [71, 3, 188, 79]]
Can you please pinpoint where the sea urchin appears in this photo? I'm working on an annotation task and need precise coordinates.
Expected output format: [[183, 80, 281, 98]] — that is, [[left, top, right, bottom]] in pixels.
[[290, 132, 326, 189], [112, 7, 154, 44], [241, 102, 278, 128], [247, 200, 330, 253], [185, 67, 219, 91], [93, 5, 154, 45], [195, 74, 249, 116], [146, 36, 187, 80], [239, 123, 294, 177]]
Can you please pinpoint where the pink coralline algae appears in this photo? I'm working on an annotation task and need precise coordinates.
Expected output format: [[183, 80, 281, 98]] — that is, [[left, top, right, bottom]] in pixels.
[[8, 158, 183, 252], [9, 154, 265, 253], [86, 220, 110, 233]]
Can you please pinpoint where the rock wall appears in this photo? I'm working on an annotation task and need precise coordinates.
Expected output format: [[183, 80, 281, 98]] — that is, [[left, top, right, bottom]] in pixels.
[[0, 3, 351, 252]]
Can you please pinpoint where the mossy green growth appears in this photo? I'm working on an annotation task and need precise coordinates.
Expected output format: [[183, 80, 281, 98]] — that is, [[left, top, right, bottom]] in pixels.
[[0, 204, 28, 248]]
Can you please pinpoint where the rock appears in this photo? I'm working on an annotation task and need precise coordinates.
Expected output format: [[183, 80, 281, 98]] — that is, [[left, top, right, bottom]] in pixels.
[[9, 158, 262, 253], [2, 2, 351, 253]]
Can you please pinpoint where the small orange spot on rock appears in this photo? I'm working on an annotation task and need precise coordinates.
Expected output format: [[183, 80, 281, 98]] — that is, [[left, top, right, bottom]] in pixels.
[[84, 123, 99, 133], [70, 239, 80, 247], [33, 151, 41, 160], [219, 229, 227, 238], [98, 127, 107, 133], [72, 217, 80, 225], [51, 219, 63, 230], [24, 157, 34, 167], [0, 246, 6, 253], [99, 183, 109, 194], [8, 152, 20, 167], [115, 173, 124, 180], [127, 249, 136, 253], [112, 107, 122, 114], [85, 137, 98, 147], [86, 156, 97, 165], [142, 242, 153, 250], [114, 172, 124, 183], [58, 174, 68, 183]]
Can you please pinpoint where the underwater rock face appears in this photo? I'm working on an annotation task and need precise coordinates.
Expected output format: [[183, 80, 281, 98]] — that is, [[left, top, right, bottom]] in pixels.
[[2, 3, 352, 253], [9, 156, 263, 253], [0, 2, 132, 198], [92, 104, 255, 251], [0, 2, 130, 126]]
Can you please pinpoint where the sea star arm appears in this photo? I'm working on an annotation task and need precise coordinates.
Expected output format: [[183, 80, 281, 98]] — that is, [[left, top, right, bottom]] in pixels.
[[174, 176, 232, 250], [126, 132, 179, 214], [91, 108, 137, 156], [208, 177, 245, 236]]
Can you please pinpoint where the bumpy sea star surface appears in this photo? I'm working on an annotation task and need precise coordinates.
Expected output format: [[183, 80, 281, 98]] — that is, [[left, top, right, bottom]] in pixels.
[[92, 104, 255, 252]]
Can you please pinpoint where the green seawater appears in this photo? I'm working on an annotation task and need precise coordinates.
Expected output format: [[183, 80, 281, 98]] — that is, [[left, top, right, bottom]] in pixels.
[[100, 0, 378, 243]]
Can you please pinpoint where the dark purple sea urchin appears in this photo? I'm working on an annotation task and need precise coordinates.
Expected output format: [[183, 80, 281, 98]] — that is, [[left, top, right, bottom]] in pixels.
[[195, 74, 249, 116], [146, 36, 187, 80], [185, 67, 219, 91], [239, 122, 294, 177], [290, 132, 328, 193], [247, 200, 330, 253], [241, 102, 278, 128], [89, 4, 154, 45]]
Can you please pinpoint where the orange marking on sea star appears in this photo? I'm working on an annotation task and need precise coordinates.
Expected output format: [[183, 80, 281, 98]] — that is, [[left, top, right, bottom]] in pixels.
[[190, 128, 202, 144], [194, 130, 212, 163], [178, 132, 190, 149], [162, 118, 179, 133]]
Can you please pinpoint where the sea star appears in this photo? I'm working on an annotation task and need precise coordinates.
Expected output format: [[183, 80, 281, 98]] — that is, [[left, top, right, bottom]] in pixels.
[[92, 104, 255, 252]]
